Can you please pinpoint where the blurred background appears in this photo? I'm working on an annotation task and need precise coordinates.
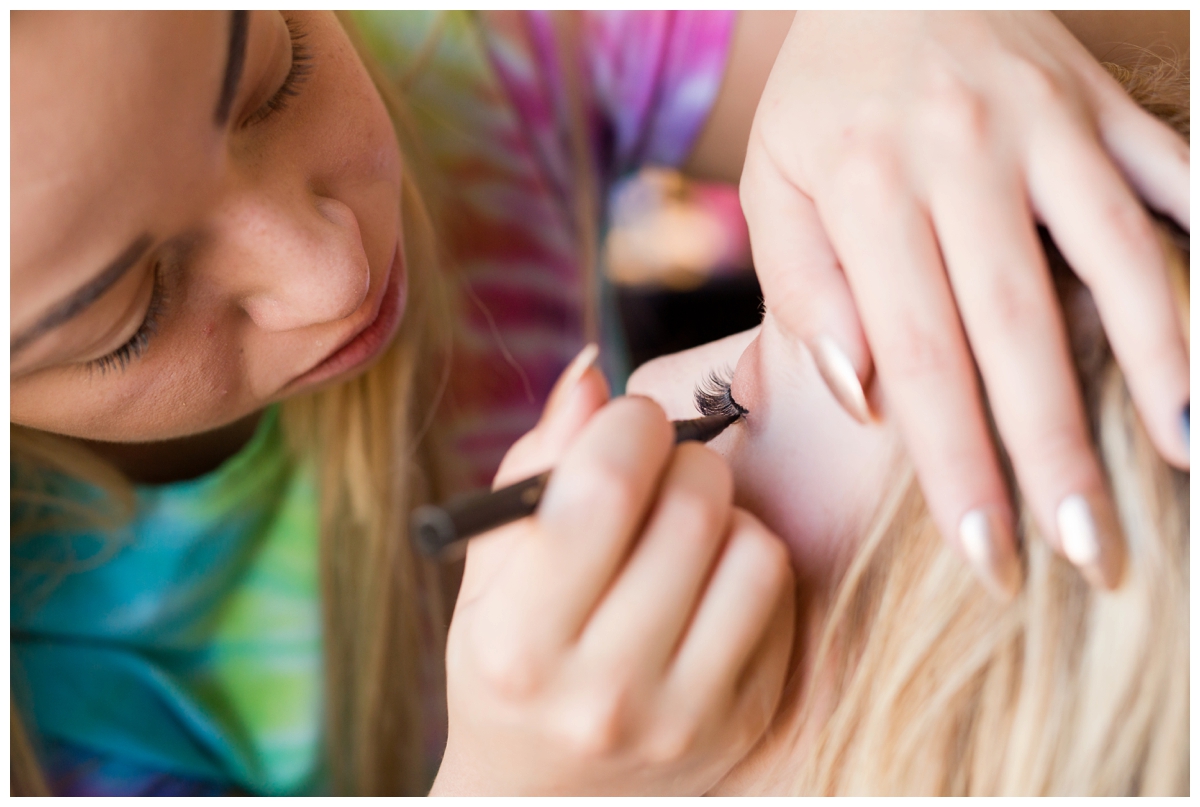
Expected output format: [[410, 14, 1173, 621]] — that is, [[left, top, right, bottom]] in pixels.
[[604, 167, 762, 375]]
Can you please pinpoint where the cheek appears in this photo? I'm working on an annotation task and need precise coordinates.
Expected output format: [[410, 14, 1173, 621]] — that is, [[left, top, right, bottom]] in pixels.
[[315, 16, 401, 189], [10, 366, 219, 442], [719, 327, 900, 583], [9, 306, 267, 443], [728, 419, 891, 581]]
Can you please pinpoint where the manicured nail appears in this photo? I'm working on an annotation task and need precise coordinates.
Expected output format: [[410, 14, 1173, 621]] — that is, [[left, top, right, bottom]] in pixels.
[[1056, 494, 1100, 565], [545, 343, 599, 419], [1056, 493, 1125, 589], [811, 335, 871, 425], [1183, 402, 1189, 451], [959, 508, 1021, 601]]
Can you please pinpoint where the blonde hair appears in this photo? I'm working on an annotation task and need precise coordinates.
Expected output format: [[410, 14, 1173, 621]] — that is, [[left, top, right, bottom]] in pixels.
[[769, 62, 1190, 796]]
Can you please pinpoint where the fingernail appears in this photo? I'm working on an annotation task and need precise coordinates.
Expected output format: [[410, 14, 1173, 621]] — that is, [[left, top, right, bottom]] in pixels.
[[545, 343, 599, 420], [1183, 402, 1189, 451], [959, 508, 1021, 601], [1056, 493, 1125, 589], [811, 335, 872, 425]]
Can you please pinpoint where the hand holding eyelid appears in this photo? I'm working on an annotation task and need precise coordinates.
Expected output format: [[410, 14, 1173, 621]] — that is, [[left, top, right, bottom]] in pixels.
[[741, 11, 1189, 601]]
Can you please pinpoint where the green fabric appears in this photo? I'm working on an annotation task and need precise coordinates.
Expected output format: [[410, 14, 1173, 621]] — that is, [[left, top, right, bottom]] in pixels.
[[12, 406, 325, 794]]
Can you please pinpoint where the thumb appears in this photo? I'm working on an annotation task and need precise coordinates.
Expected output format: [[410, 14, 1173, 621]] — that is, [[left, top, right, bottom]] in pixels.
[[459, 344, 609, 599]]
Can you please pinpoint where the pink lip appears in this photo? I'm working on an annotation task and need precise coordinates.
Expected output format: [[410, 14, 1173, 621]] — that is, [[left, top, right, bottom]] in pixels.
[[283, 244, 406, 393]]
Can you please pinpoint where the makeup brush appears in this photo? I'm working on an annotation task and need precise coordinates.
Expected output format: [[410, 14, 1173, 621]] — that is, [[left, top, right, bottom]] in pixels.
[[411, 411, 741, 558]]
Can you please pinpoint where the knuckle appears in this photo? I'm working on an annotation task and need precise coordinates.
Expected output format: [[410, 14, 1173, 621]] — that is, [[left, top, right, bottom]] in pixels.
[[738, 142, 774, 214], [920, 73, 990, 156], [555, 688, 630, 760], [880, 314, 960, 382], [575, 459, 641, 517], [834, 120, 904, 198], [760, 542, 795, 595], [473, 633, 545, 701], [929, 446, 992, 504], [730, 515, 793, 592], [738, 169, 759, 218], [1010, 57, 1067, 106], [444, 625, 468, 681], [1135, 328, 1187, 382], [981, 271, 1044, 335], [1092, 203, 1158, 271], [666, 485, 726, 541], [644, 718, 702, 766], [734, 685, 778, 751]]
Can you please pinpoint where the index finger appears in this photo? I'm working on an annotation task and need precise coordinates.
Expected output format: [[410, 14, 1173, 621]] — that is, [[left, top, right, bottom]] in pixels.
[[487, 396, 676, 648], [459, 349, 609, 602]]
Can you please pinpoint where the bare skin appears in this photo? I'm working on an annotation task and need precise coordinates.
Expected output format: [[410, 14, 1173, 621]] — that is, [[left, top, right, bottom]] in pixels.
[[10, 10, 1187, 794], [689, 10, 1189, 593], [11, 13, 797, 794]]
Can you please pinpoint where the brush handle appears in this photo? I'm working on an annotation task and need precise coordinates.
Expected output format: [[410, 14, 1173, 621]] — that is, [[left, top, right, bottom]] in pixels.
[[412, 470, 551, 557], [410, 412, 737, 558]]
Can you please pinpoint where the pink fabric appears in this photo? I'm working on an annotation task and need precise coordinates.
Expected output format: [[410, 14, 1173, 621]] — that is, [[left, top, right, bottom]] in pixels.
[[358, 10, 737, 488]]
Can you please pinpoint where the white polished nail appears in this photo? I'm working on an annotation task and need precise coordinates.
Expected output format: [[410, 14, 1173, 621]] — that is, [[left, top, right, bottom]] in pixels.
[[545, 343, 599, 416], [811, 335, 871, 425], [960, 509, 991, 565], [1057, 494, 1100, 566], [959, 508, 1020, 600]]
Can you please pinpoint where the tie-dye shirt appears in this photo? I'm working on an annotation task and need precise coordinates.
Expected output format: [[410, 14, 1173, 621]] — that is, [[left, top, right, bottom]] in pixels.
[[11, 10, 735, 796]]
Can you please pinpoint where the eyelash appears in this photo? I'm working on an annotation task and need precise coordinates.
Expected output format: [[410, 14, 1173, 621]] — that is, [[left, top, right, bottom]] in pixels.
[[242, 17, 313, 128], [87, 261, 167, 376], [694, 368, 748, 419]]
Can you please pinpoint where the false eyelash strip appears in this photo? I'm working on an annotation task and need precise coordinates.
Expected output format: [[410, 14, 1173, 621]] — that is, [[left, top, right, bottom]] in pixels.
[[694, 368, 748, 419]]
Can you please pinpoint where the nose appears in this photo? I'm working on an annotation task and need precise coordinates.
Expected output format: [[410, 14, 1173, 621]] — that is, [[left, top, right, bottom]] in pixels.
[[215, 191, 371, 332]]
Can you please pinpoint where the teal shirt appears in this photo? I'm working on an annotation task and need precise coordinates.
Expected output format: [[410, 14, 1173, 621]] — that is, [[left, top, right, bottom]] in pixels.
[[11, 407, 325, 795]]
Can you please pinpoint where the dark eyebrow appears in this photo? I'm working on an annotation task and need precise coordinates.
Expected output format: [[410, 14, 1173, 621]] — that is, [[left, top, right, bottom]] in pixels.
[[213, 10, 249, 126], [11, 234, 153, 355]]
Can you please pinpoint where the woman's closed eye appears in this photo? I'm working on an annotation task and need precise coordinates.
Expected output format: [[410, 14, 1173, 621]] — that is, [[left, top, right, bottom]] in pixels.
[[694, 368, 748, 419], [85, 259, 167, 376], [242, 16, 313, 129]]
